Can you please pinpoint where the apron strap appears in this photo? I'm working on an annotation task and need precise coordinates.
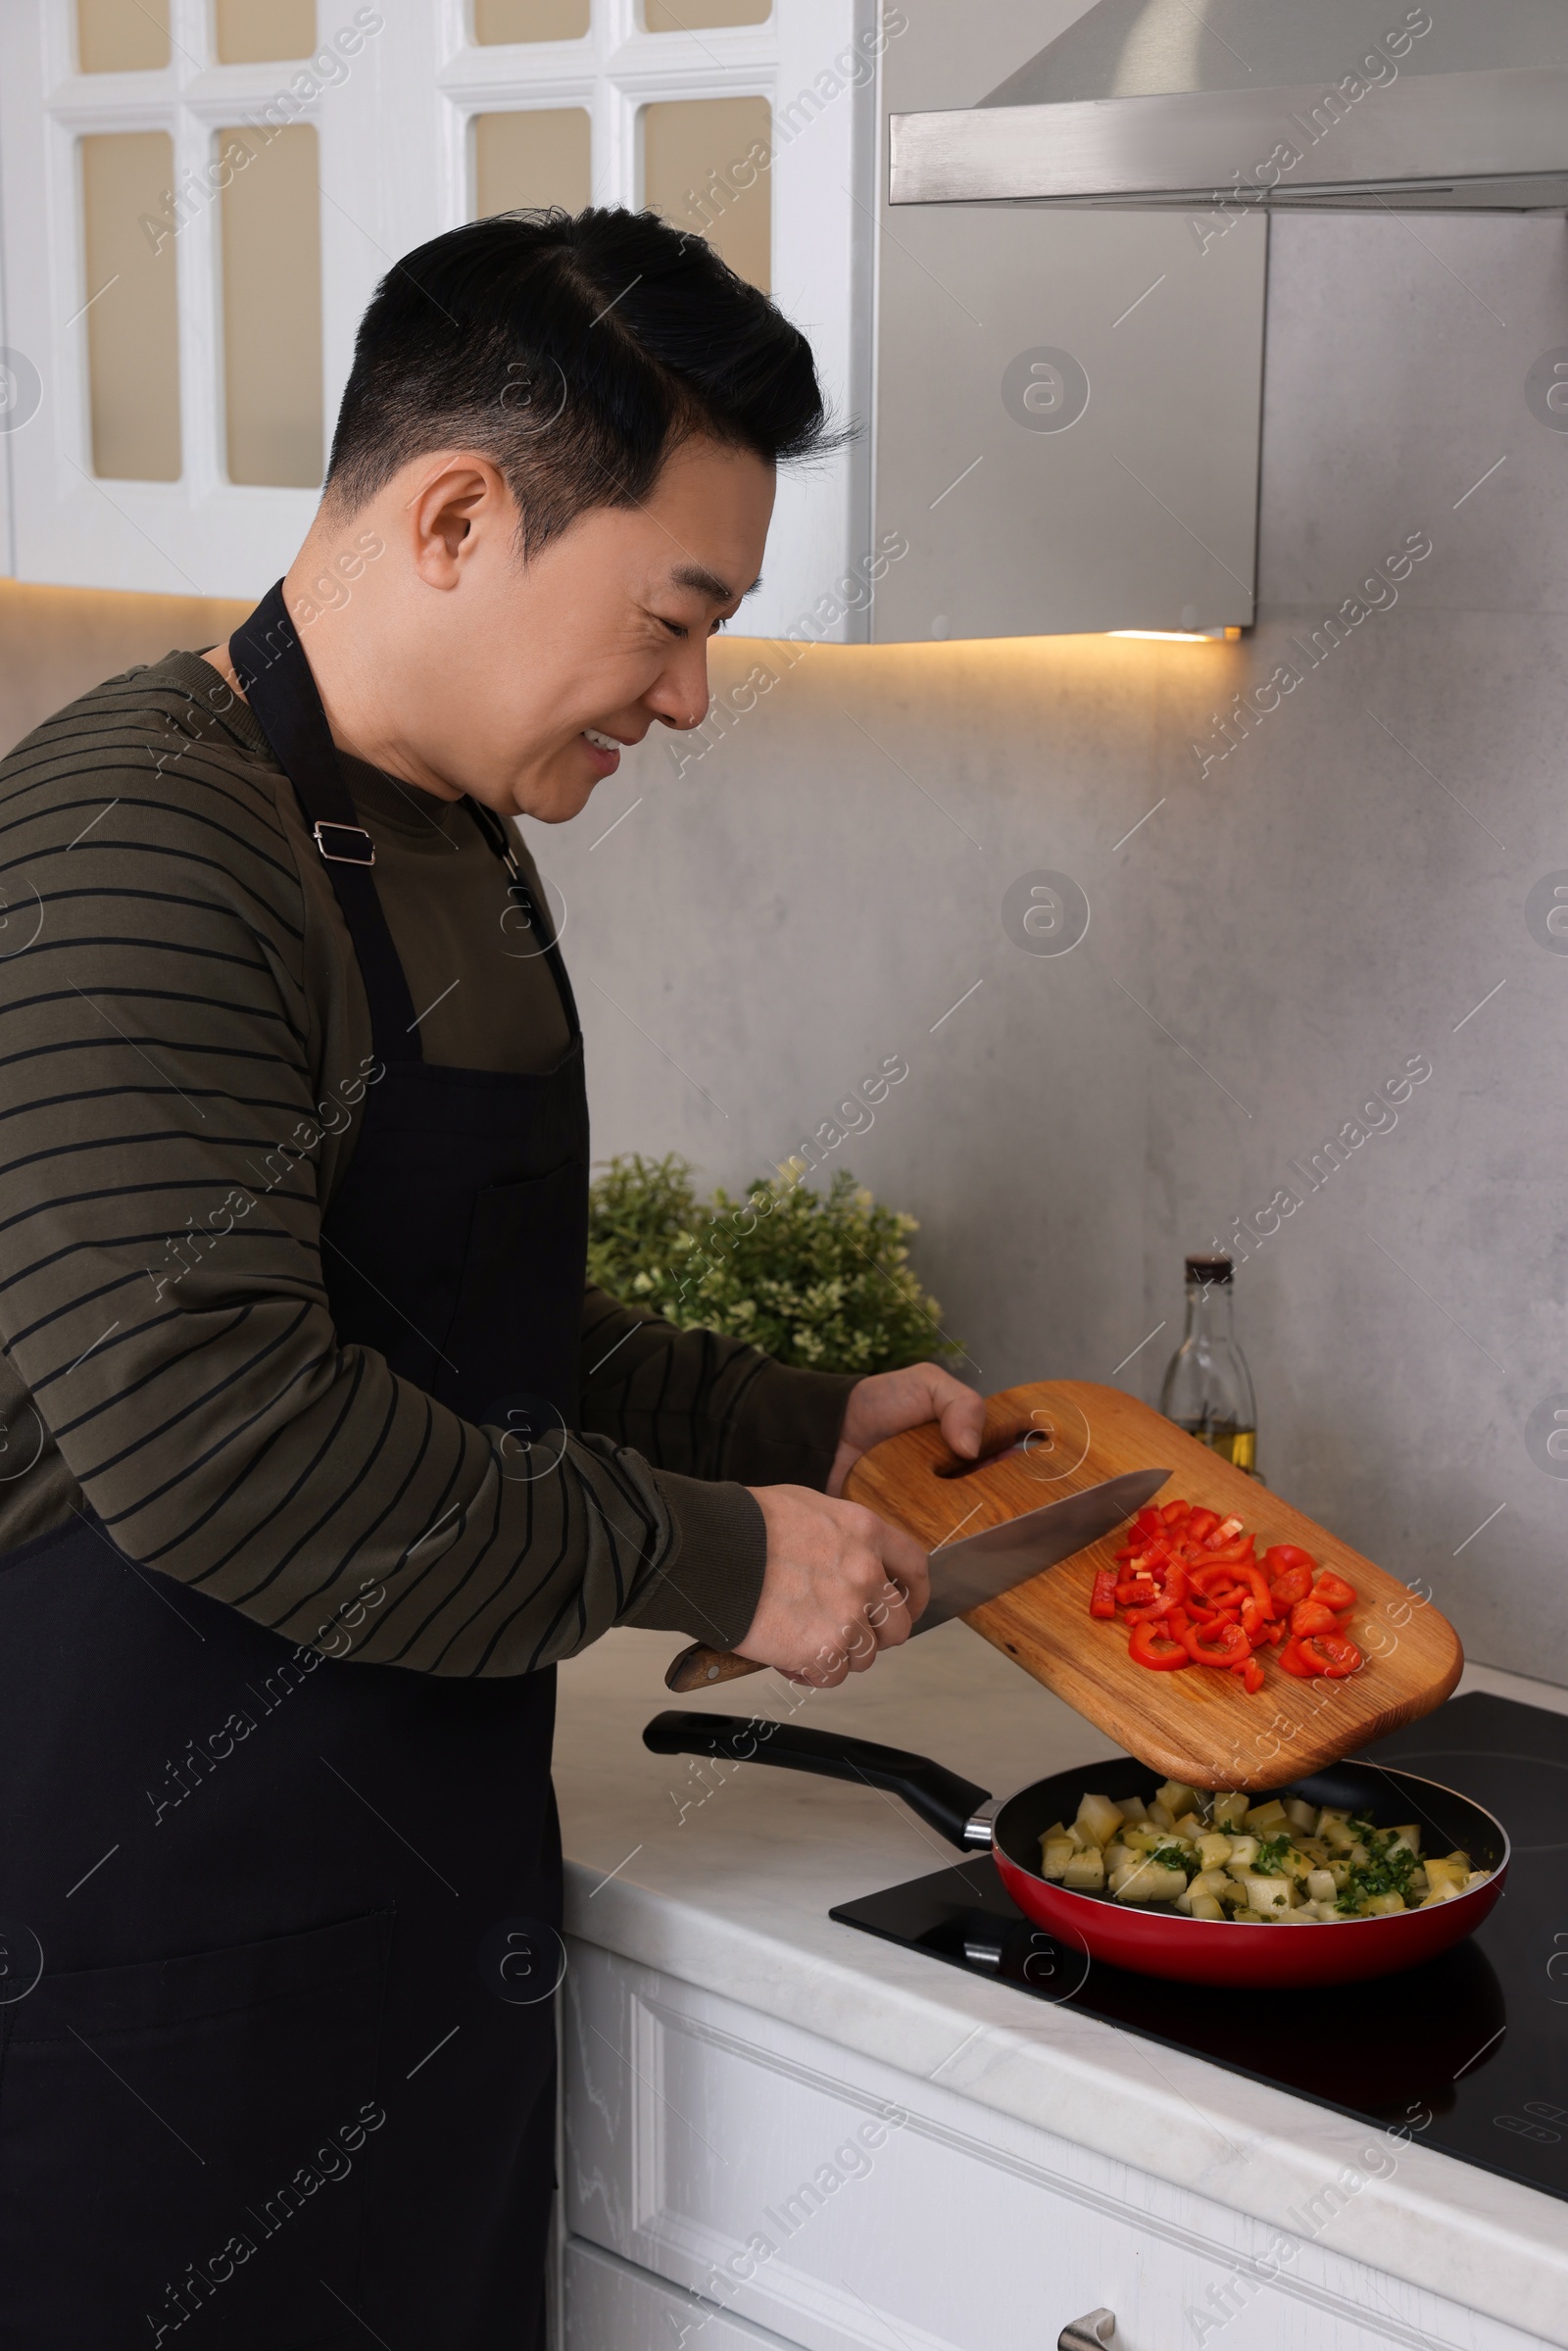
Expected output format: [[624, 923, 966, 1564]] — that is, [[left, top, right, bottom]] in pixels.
[[230, 580, 423, 1062], [466, 800, 582, 1040]]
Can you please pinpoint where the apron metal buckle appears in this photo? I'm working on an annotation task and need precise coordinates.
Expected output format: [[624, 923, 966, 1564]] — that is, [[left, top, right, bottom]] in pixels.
[[314, 819, 375, 866]]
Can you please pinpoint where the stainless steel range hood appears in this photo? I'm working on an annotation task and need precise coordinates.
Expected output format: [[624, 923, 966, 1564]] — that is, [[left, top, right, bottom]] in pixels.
[[890, 0, 1568, 215]]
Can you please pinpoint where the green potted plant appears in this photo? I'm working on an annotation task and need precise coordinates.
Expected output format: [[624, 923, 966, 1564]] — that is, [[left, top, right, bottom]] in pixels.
[[587, 1154, 961, 1376]]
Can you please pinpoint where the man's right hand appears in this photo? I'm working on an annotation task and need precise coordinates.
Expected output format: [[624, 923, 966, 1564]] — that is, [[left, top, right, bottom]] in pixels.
[[733, 1485, 931, 1686]]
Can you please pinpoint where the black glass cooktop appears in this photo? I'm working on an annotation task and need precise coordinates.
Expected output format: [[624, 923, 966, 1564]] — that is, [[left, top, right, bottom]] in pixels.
[[830, 1691, 1568, 2204]]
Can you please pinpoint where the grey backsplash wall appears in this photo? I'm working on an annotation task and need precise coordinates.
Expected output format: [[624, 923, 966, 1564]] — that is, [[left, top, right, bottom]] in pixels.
[[3, 213, 1565, 1687]]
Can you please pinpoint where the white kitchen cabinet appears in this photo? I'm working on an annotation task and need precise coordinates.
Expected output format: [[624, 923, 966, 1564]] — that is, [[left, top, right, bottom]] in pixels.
[[564, 2235, 799, 2351], [563, 1936, 1548, 2351], [0, 0, 863, 632], [0, 2, 1265, 643], [866, 0, 1264, 641]]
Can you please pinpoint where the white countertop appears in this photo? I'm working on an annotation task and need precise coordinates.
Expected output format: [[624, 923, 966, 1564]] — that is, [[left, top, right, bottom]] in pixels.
[[555, 1624, 1568, 2346]]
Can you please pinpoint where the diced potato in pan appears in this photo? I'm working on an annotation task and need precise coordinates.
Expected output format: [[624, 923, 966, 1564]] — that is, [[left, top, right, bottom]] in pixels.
[[1112, 1858, 1189, 1905], [1032, 1780, 1488, 1928], [1039, 1837, 1076, 1881], [1241, 1874, 1296, 1918], [1154, 1780, 1201, 1819], [1073, 1792, 1125, 1847]]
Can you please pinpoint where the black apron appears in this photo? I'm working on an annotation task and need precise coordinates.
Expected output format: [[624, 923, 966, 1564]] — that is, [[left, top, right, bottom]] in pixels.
[[0, 583, 588, 2348]]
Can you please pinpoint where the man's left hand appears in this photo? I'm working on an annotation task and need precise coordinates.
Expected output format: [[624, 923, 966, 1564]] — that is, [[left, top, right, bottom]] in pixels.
[[826, 1363, 985, 1500]]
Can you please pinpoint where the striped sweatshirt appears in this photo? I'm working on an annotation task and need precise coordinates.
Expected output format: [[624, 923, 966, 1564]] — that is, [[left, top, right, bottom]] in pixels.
[[0, 651, 856, 1673]]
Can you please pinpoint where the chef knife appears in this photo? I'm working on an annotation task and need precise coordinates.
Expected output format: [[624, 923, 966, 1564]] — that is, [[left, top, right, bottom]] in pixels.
[[662, 1465, 1171, 1694]]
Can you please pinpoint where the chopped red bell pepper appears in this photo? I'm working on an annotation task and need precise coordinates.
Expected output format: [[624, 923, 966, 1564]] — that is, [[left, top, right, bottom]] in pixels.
[[1266, 1563, 1313, 1610], [1279, 1631, 1360, 1678], [1090, 1495, 1362, 1700], [1239, 1596, 1273, 1647], [1224, 1562, 1278, 1618], [1298, 1629, 1361, 1677], [1129, 1620, 1192, 1669], [1263, 1543, 1317, 1576], [1180, 1618, 1251, 1669], [1138, 1564, 1190, 1621], [1201, 1550, 1257, 1579]]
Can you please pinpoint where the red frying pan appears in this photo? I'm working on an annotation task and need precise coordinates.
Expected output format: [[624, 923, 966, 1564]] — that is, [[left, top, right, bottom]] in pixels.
[[644, 1713, 1508, 1990]]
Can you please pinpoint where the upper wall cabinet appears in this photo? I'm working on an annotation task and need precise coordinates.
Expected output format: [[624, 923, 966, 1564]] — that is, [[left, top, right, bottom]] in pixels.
[[0, 1, 1264, 642], [0, 0, 862, 628], [867, 0, 1264, 641]]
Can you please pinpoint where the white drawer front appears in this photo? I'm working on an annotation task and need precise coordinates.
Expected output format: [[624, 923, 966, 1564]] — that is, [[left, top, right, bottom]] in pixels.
[[564, 1939, 1544, 2351], [564, 2235, 797, 2351]]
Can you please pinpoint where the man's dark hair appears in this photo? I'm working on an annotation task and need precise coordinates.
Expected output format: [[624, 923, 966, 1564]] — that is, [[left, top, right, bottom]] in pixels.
[[323, 208, 834, 555]]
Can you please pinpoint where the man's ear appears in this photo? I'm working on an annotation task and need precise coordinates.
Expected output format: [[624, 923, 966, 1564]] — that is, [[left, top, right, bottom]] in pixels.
[[407, 455, 513, 588]]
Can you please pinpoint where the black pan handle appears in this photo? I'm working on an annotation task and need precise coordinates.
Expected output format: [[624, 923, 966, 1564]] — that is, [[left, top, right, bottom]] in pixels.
[[643, 1711, 992, 1850]]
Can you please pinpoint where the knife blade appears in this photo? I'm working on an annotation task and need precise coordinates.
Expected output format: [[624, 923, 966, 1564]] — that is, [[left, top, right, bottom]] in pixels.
[[915, 1465, 1172, 1631], [662, 1464, 1172, 1692]]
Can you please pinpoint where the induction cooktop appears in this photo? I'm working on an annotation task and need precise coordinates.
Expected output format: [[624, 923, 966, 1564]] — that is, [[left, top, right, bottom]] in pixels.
[[829, 1691, 1568, 2204]]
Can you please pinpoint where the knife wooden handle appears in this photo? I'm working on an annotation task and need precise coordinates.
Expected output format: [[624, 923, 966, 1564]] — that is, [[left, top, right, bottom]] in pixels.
[[664, 1643, 766, 1693]]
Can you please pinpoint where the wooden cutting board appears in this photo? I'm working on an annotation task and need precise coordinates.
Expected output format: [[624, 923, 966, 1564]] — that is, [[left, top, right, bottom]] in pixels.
[[843, 1379, 1463, 1793]]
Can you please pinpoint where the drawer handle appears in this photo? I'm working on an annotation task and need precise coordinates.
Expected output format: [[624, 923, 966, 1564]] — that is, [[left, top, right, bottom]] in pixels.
[[1059, 2313, 1116, 2351]]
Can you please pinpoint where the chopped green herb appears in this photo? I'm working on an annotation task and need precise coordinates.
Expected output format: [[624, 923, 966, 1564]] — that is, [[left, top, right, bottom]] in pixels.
[[1250, 1834, 1294, 1877], [1152, 1843, 1202, 1880], [1336, 1826, 1421, 1913]]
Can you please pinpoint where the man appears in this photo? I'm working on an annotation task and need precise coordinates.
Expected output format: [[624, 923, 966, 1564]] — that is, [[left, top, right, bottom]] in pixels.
[[0, 208, 981, 2345]]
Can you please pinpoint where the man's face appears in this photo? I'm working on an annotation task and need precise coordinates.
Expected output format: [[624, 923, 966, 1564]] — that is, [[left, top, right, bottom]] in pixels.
[[363, 434, 776, 821]]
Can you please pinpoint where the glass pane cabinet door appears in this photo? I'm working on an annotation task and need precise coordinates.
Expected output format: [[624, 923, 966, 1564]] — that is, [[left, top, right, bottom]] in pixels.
[[474, 0, 590, 40], [2, 0, 858, 622], [76, 0, 170, 73], [220, 123, 324, 488], [474, 111, 592, 217], [81, 132, 181, 481], [215, 0, 317, 65], [642, 97, 771, 290], [644, 1, 770, 26]]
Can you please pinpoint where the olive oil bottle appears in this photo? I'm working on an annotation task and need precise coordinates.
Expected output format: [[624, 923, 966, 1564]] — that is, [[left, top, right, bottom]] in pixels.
[[1158, 1253, 1259, 1475]]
